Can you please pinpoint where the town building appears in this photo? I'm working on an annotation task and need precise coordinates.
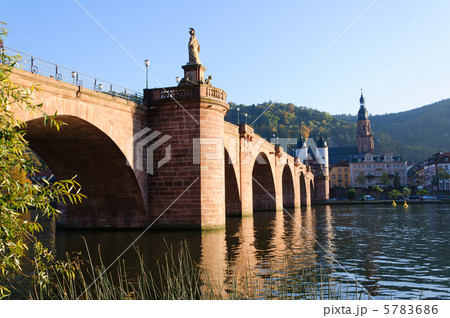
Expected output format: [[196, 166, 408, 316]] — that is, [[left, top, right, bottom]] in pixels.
[[349, 152, 407, 187], [416, 152, 450, 191], [329, 90, 408, 188], [329, 160, 350, 188], [328, 146, 359, 165]]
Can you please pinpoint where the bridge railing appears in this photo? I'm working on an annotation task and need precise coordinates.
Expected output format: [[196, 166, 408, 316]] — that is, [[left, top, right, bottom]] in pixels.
[[1, 46, 143, 104]]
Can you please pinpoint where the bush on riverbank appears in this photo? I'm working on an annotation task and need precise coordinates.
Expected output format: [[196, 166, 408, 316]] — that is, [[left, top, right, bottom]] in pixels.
[[0, 24, 85, 298]]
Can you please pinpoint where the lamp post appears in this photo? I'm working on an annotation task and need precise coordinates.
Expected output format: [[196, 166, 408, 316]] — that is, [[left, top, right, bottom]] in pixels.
[[237, 107, 240, 125], [71, 71, 77, 85], [176, 76, 180, 85], [245, 113, 248, 125], [145, 59, 149, 89]]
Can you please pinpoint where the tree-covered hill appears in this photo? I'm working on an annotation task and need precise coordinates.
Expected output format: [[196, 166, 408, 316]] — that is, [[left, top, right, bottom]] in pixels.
[[225, 99, 450, 164], [225, 102, 357, 155]]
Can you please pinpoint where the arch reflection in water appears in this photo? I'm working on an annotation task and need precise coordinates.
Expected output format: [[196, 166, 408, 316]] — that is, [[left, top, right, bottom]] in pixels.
[[324, 205, 336, 260], [229, 215, 261, 296]]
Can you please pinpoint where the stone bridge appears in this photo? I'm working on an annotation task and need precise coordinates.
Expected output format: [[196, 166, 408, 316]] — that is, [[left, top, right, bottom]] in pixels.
[[10, 62, 323, 230]]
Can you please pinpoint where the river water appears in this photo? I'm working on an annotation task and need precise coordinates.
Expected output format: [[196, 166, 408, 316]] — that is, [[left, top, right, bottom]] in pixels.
[[34, 203, 449, 299]]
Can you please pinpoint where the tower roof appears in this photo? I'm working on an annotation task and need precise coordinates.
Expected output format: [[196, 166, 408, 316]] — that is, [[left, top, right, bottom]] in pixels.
[[359, 90, 365, 105], [317, 135, 328, 148], [358, 90, 369, 120], [296, 135, 304, 148], [358, 105, 369, 120]]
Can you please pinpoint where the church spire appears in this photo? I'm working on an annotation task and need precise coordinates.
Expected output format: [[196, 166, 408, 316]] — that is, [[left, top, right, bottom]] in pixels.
[[359, 88, 365, 106], [356, 89, 374, 153], [358, 89, 369, 121]]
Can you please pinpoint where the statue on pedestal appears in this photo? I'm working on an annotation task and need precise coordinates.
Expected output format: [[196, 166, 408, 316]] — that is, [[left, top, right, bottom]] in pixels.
[[188, 28, 201, 65]]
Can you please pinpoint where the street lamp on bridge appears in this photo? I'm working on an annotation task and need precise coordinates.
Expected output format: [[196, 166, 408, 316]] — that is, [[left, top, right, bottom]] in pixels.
[[145, 59, 149, 89], [71, 71, 77, 85]]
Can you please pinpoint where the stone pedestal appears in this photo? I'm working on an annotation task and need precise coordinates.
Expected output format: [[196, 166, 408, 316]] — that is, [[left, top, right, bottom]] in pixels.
[[182, 63, 206, 84]]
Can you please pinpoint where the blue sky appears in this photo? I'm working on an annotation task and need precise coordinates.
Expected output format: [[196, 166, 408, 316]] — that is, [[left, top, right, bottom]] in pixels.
[[2, 0, 450, 115]]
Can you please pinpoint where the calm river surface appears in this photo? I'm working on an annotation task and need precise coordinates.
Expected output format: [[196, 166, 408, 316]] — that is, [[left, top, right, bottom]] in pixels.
[[36, 203, 449, 299]]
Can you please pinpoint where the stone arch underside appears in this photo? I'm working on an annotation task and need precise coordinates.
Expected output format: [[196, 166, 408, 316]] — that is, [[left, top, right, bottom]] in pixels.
[[300, 172, 307, 206], [224, 148, 241, 216], [252, 153, 276, 211], [25, 115, 146, 228], [282, 165, 295, 208]]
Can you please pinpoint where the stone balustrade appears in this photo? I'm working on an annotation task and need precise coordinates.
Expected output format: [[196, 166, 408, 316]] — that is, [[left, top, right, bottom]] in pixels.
[[204, 86, 226, 101], [145, 85, 227, 103], [159, 87, 194, 99]]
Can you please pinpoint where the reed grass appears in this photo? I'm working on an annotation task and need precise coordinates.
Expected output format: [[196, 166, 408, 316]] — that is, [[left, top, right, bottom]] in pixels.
[[26, 242, 365, 300]]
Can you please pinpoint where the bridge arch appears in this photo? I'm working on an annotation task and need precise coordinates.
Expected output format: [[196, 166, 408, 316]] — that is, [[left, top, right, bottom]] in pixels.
[[252, 152, 276, 211], [282, 164, 295, 208], [24, 115, 146, 228], [300, 171, 307, 206], [310, 179, 315, 200], [224, 148, 241, 216]]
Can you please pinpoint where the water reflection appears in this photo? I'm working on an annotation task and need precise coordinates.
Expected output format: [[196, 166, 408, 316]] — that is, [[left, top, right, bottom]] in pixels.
[[24, 203, 450, 299], [200, 228, 226, 296], [301, 206, 318, 265]]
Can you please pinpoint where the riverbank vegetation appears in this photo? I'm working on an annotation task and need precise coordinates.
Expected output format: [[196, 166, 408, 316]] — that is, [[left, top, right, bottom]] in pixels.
[[0, 24, 85, 298], [7, 243, 366, 300]]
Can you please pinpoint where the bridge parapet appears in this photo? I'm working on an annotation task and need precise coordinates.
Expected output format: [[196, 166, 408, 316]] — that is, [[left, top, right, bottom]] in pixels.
[[224, 121, 239, 137], [145, 85, 227, 103], [238, 124, 254, 140], [3, 46, 143, 104]]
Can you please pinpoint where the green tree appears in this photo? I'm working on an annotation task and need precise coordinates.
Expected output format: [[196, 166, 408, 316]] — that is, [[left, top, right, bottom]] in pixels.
[[346, 188, 357, 201], [0, 25, 85, 297], [393, 171, 401, 189], [356, 172, 366, 187], [389, 189, 401, 200], [373, 185, 384, 200], [402, 187, 411, 198], [380, 172, 390, 187], [416, 189, 429, 196], [434, 167, 450, 192]]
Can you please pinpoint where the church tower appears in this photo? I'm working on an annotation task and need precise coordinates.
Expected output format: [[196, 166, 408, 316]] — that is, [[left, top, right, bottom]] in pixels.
[[356, 90, 374, 153]]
